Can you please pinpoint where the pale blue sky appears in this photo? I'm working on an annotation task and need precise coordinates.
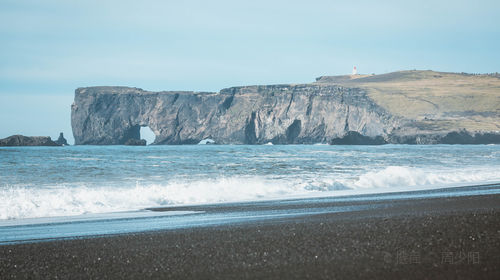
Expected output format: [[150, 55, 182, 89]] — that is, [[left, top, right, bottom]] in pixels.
[[1, 0, 499, 144]]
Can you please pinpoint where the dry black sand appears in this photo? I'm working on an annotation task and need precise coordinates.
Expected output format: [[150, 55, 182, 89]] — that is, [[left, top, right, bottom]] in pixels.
[[1, 193, 499, 279]]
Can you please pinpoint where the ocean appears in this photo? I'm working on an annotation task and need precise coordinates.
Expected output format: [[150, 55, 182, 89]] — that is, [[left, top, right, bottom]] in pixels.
[[1, 144, 499, 221]]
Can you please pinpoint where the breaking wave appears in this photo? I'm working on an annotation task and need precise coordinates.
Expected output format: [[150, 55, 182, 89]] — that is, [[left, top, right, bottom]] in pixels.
[[1, 166, 499, 220]]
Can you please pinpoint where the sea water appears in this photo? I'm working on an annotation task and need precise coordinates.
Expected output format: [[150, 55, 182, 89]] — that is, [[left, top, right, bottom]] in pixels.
[[1, 144, 499, 220]]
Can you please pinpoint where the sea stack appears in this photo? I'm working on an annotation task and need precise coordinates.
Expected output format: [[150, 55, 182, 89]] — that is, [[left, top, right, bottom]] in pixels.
[[54, 132, 69, 146]]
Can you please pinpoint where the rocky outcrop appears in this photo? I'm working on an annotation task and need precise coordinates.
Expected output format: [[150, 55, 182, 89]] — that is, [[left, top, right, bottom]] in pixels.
[[71, 71, 500, 145], [331, 131, 387, 145], [389, 131, 500, 144], [71, 85, 398, 145], [0, 135, 61, 146], [54, 133, 69, 146], [124, 138, 147, 146]]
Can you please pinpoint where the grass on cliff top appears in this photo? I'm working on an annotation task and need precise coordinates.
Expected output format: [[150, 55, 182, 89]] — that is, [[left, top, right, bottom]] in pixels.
[[315, 70, 500, 132]]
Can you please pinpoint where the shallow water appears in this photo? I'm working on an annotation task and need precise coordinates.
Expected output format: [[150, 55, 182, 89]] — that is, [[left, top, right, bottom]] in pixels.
[[1, 144, 499, 220]]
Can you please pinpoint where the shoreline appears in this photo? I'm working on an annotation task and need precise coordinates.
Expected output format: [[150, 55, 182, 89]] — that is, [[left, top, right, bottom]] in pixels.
[[1, 187, 500, 279], [1, 183, 499, 245]]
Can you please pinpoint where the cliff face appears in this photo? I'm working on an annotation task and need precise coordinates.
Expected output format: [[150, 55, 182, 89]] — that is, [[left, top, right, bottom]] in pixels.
[[71, 85, 398, 145], [71, 71, 500, 145]]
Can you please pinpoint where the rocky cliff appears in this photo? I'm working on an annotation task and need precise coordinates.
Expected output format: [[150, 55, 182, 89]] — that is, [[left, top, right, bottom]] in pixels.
[[71, 71, 500, 145]]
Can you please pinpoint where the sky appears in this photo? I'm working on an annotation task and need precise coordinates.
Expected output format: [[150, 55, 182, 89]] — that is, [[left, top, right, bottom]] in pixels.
[[1, 0, 499, 144]]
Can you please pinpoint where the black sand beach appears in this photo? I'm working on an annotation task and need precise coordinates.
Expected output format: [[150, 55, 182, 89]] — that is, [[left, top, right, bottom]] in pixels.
[[1, 189, 499, 279]]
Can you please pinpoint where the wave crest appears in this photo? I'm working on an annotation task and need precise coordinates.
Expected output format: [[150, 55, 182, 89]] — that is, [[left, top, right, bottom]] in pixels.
[[1, 166, 499, 220]]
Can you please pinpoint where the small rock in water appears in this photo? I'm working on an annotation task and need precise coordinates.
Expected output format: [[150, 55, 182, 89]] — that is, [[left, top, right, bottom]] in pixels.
[[124, 139, 147, 146]]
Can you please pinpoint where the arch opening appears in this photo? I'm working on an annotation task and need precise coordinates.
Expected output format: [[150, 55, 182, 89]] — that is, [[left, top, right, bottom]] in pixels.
[[140, 126, 156, 145]]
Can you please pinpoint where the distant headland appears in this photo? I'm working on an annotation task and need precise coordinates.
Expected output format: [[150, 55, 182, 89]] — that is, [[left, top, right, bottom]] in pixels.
[[71, 70, 500, 145], [0, 133, 69, 146]]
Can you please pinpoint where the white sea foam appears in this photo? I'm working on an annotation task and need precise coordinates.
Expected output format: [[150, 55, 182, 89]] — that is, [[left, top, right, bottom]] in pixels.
[[198, 139, 215, 145], [0, 178, 302, 220], [348, 166, 500, 189], [0, 166, 499, 220]]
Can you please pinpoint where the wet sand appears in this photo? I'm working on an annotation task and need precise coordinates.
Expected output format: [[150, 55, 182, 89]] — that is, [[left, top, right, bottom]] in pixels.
[[1, 192, 500, 279]]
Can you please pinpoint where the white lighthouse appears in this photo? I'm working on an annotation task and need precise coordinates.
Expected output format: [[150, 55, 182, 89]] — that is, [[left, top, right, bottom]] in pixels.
[[352, 66, 358, 75]]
